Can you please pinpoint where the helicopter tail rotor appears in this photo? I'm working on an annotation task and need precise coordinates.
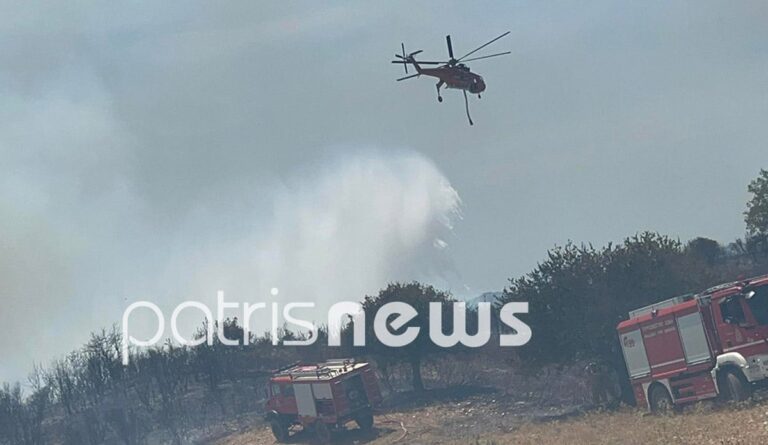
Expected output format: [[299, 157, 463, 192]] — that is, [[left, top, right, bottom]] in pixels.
[[393, 44, 425, 79], [394, 44, 423, 62]]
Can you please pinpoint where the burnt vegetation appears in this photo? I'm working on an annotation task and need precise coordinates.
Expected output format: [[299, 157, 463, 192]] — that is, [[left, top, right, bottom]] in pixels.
[[2, 170, 768, 444]]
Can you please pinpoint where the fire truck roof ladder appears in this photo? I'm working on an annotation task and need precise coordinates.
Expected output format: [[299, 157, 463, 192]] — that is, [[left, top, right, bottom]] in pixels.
[[699, 280, 741, 297], [628, 293, 695, 318]]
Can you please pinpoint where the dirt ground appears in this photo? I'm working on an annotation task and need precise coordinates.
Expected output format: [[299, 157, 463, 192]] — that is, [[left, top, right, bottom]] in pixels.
[[468, 403, 768, 445], [212, 387, 577, 445], [213, 391, 768, 445]]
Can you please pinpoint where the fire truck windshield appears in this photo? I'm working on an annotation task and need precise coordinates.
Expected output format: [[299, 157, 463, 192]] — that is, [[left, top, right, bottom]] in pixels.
[[746, 286, 768, 325]]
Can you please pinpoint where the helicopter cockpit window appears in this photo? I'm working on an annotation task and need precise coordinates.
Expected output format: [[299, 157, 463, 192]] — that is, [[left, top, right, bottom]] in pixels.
[[720, 296, 746, 325], [746, 286, 768, 325]]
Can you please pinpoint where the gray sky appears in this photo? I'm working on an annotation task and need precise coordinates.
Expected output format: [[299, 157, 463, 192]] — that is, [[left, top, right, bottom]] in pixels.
[[2, 1, 768, 383]]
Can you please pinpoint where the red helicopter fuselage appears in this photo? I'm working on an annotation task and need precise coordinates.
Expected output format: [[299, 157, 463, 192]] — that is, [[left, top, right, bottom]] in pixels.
[[411, 61, 486, 94]]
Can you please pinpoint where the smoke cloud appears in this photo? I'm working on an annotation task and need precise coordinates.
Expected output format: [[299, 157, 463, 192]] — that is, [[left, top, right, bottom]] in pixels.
[[255, 150, 462, 309], [168, 149, 463, 334], [1, 120, 462, 380]]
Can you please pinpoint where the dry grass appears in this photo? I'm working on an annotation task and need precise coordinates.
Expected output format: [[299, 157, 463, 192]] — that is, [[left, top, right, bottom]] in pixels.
[[215, 401, 768, 445], [452, 404, 768, 445]]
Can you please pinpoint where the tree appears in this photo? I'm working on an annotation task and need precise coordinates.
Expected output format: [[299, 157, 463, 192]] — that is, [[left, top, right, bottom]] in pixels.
[[0, 382, 50, 445], [358, 282, 455, 391], [746, 169, 768, 238], [137, 345, 190, 445], [685, 237, 723, 266], [497, 232, 708, 403]]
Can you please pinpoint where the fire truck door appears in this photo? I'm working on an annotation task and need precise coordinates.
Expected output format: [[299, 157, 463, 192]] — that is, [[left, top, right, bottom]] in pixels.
[[744, 285, 768, 342], [271, 383, 297, 413], [715, 296, 762, 352]]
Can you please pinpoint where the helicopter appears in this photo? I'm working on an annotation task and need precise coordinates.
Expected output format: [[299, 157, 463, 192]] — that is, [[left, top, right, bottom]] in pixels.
[[392, 32, 511, 125]]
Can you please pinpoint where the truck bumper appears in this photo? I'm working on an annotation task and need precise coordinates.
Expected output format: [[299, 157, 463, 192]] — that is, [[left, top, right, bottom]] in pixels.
[[744, 354, 768, 382]]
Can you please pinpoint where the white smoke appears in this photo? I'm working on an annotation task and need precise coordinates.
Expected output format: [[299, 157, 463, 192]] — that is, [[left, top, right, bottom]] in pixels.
[[0, 145, 460, 378], [176, 150, 463, 329], [256, 150, 462, 310]]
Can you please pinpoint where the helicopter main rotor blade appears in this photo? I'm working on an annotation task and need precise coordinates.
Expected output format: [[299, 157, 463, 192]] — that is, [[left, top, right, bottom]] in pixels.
[[446, 35, 454, 59], [391, 60, 446, 65], [402, 43, 408, 73], [460, 51, 511, 63], [397, 73, 420, 81], [457, 31, 510, 62]]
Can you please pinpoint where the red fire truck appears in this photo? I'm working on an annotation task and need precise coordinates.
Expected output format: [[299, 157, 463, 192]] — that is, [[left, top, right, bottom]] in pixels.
[[264, 359, 382, 443], [618, 275, 768, 412]]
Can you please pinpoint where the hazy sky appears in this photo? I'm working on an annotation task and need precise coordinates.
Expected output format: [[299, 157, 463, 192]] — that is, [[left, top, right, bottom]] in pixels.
[[2, 1, 768, 383]]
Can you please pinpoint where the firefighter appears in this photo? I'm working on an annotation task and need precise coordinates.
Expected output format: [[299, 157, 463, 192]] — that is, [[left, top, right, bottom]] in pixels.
[[585, 360, 618, 408]]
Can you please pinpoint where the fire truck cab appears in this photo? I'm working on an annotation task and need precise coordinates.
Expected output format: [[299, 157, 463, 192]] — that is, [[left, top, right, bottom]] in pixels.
[[618, 275, 768, 412], [264, 359, 382, 443]]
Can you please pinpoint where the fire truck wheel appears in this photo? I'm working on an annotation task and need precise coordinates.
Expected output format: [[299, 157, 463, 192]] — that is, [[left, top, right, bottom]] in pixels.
[[355, 410, 374, 432], [649, 385, 673, 414], [722, 369, 752, 402], [269, 420, 289, 443], [314, 421, 331, 444]]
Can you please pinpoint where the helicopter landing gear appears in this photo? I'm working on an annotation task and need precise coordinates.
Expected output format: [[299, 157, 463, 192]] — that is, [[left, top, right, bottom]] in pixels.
[[436, 80, 444, 103], [478, 94, 481, 99]]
